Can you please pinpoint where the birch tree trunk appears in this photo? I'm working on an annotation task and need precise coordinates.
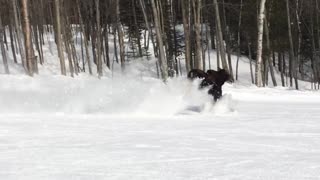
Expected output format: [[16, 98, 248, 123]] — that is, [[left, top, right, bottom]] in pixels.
[[213, 0, 228, 71], [151, 0, 168, 81], [54, 0, 66, 75], [139, 0, 153, 51], [21, 0, 34, 76], [255, 0, 267, 87]]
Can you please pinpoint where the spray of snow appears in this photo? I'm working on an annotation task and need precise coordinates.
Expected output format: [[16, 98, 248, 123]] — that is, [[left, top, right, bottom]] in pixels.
[[0, 72, 235, 116]]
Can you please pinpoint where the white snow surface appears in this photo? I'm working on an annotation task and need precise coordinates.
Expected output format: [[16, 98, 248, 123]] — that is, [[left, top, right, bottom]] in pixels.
[[1, 32, 320, 179]]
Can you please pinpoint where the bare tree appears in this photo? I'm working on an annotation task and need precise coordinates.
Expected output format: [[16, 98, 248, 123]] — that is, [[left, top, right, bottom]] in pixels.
[[193, 0, 202, 70], [181, 0, 192, 72], [248, 41, 254, 84], [12, 0, 26, 71], [96, 0, 103, 77], [151, 0, 168, 81], [0, 16, 9, 74], [116, 0, 125, 72], [213, 0, 228, 71], [255, 0, 267, 87], [236, 0, 243, 80], [76, 0, 92, 74], [264, 14, 277, 86], [286, 0, 298, 89], [21, 0, 35, 76], [54, 0, 66, 75]]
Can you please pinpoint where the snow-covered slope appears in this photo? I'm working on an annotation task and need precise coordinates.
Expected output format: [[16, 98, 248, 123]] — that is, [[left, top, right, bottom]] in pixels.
[[1, 90, 320, 180]]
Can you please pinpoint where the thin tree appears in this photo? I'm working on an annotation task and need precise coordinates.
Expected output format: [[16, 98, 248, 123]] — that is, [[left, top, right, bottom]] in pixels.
[[76, 0, 92, 74], [8, 23, 17, 64], [0, 16, 9, 74], [286, 0, 298, 89], [54, 0, 66, 75], [139, 0, 151, 50], [151, 0, 168, 81], [21, 0, 34, 76], [248, 41, 254, 84], [181, 0, 192, 72], [264, 14, 277, 86], [213, 0, 228, 71], [236, 0, 243, 80], [116, 0, 125, 72], [96, 0, 103, 77], [294, 0, 301, 89], [255, 0, 267, 87], [193, 0, 202, 70], [12, 0, 26, 71]]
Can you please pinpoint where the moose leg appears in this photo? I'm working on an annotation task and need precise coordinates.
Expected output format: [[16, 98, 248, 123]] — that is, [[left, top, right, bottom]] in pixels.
[[208, 84, 222, 102]]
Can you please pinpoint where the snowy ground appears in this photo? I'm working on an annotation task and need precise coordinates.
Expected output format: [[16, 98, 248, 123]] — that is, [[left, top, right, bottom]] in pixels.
[[1, 74, 320, 179], [1, 103, 320, 180]]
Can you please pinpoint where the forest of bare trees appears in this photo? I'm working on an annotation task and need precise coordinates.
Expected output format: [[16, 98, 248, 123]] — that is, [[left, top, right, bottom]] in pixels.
[[1, 0, 320, 89]]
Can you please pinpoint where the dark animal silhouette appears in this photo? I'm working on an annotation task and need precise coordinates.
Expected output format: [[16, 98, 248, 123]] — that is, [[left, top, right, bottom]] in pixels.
[[200, 68, 232, 87], [187, 69, 208, 79], [188, 68, 232, 101], [187, 69, 219, 80]]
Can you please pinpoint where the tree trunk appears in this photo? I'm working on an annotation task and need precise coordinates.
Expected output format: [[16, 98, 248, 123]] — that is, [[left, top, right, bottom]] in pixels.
[[286, 0, 297, 89], [193, 0, 202, 70], [12, 0, 26, 71], [181, 0, 192, 73], [96, 0, 103, 77], [315, 0, 320, 86], [116, 0, 125, 72], [248, 42, 254, 84], [295, 0, 302, 87], [104, 26, 110, 69], [310, 11, 318, 88], [264, 14, 277, 86], [151, 0, 168, 81], [279, 53, 285, 86], [76, 0, 92, 74], [139, 0, 152, 51], [8, 24, 18, 64], [221, 0, 234, 80], [0, 16, 10, 74], [213, 0, 228, 71], [236, 0, 243, 81], [54, 0, 66, 75], [255, 0, 267, 87], [21, 0, 35, 76]]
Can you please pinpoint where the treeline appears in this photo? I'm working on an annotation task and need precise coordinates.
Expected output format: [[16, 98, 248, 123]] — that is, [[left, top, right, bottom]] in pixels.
[[0, 0, 320, 89]]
